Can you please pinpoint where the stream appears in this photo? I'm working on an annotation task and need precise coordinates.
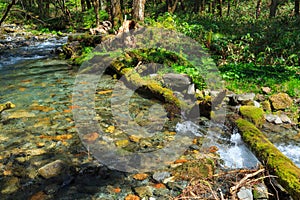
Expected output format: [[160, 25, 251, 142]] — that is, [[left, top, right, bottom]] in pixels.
[[0, 35, 299, 199]]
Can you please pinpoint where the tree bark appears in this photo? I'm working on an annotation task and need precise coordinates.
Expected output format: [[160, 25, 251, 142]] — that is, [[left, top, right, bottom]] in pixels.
[[227, 0, 230, 16], [86, 0, 92, 9], [92, 0, 100, 26], [217, 0, 222, 17], [270, 0, 278, 17], [81, 0, 86, 11], [256, 0, 262, 19], [295, 0, 300, 16], [0, 0, 17, 26], [111, 0, 122, 27], [132, 0, 146, 21]]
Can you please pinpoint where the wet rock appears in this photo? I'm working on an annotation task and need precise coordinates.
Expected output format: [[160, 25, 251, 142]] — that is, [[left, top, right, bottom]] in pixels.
[[134, 186, 153, 198], [261, 86, 271, 94], [269, 93, 293, 110], [280, 114, 292, 124], [162, 73, 191, 90], [274, 116, 283, 124], [253, 183, 268, 199], [253, 101, 260, 108], [187, 84, 195, 95], [265, 114, 277, 123], [237, 93, 255, 105], [152, 171, 171, 182], [45, 184, 60, 194], [38, 160, 67, 179], [237, 187, 253, 200], [29, 191, 49, 200], [133, 173, 149, 181], [1, 177, 19, 194]]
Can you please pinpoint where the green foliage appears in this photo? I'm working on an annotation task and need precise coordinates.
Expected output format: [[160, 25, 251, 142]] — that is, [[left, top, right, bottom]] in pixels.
[[82, 9, 109, 28]]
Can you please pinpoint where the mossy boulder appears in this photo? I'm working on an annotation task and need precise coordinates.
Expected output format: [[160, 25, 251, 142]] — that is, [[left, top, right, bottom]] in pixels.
[[269, 93, 293, 110], [261, 100, 271, 111], [236, 119, 300, 200], [239, 106, 265, 128]]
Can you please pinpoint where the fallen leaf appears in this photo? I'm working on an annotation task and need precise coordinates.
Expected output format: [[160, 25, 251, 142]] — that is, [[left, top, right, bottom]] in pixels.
[[97, 90, 113, 95], [113, 187, 121, 193], [125, 194, 140, 200], [133, 173, 148, 180], [153, 183, 166, 189], [69, 105, 80, 109], [105, 126, 115, 133], [21, 79, 32, 83], [83, 132, 99, 142], [174, 159, 188, 164], [19, 87, 26, 91]]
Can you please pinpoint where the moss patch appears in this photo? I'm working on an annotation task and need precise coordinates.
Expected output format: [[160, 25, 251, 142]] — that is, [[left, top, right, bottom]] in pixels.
[[239, 106, 265, 128], [236, 118, 300, 199]]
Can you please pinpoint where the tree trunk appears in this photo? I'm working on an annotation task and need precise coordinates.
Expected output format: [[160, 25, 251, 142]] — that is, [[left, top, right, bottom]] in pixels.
[[270, 0, 278, 17], [86, 0, 92, 9], [256, 0, 262, 19], [217, 0, 222, 17], [100, 0, 107, 10], [0, 0, 17, 26], [132, 0, 146, 21], [92, 0, 100, 26], [295, 0, 300, 16], [111, 0, 122, 27], [81, 0, 86, 11], [227, 0, 230, 16]]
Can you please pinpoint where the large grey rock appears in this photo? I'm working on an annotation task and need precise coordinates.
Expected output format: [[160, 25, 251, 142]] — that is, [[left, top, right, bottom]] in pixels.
[[162, 73, 191, 90], [237, 93, 255, 105]]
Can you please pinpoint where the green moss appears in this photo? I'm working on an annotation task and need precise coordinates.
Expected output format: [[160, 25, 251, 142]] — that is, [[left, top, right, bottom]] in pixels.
[[239, 105, 265, 128], [173, 159, 214, 180], [236, 118, 300, 199]]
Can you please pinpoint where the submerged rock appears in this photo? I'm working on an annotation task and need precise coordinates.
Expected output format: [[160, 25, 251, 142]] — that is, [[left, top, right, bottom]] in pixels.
[[1, 177, 19, 194], [153, 171, 171, 182], [38, 160, 67, 179]]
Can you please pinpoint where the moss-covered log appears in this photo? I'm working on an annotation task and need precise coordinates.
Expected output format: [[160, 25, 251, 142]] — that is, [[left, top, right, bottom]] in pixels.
[[110, 59, 189, 110], [236, 118, 300, 199]]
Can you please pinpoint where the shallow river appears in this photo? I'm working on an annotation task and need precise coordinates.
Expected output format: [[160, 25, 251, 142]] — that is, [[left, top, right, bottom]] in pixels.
[[0, 36, 298, 199]]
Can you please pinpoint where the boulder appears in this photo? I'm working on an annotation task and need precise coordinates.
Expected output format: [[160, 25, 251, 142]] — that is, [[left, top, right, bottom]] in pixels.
[[162, 73, 191, 90], [269, 93, 293, 110], [38, 160, 67, 179], [261, 86, 271, 94]]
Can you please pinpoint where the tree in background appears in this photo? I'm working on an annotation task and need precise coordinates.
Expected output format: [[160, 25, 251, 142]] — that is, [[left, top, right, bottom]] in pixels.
[[132, 0, 146, 21]]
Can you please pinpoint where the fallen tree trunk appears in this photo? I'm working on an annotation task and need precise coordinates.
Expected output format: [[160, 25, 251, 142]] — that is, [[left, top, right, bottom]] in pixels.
[[236, 118, 300, 200]]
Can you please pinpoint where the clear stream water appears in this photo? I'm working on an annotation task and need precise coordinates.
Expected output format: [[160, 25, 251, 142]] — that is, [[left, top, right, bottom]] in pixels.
[[0, 36, 299, 198]]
